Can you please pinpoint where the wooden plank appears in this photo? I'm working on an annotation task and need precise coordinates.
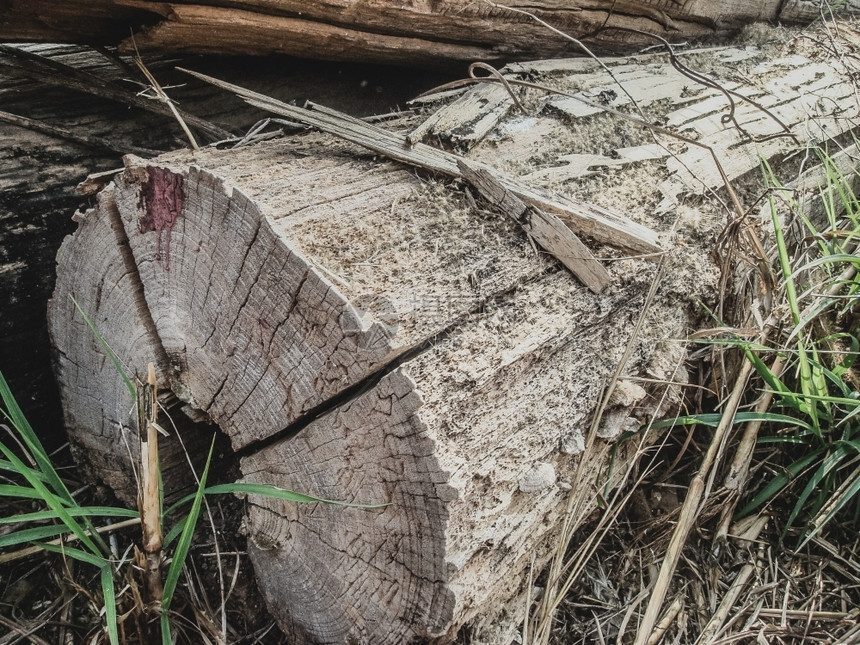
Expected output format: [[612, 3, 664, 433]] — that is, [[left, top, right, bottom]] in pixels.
[[457, 160, 610, 293]]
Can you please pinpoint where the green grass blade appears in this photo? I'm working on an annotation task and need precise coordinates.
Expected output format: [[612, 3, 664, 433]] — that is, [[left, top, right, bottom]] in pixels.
[[0, 484, 62, 501], [834, 438, 860, 454], [840, 405, 860, 427], [763, 165, 824, 437], [0, 375, 109, 554], [785, 446, 849, 530], [743, 347, 791, 397], [0, 441, 103, 556], [737, 451, 822, 518], [163, 482, 388, 519], [688, 338, 771, 350], [800, 461, 860, 548], [0, 459, 50, 481], [649, 411, 812, 432], [37, 544, 120, 645], [160, 609, 171, 645], [38, 542, 108, 567], [785, 297, 845, 345], [101, 564, 119, 645], [0, 506, 138, 525], [0, 372, 75, 503], [793, 253, 860, 274], [161, 437, 215, 645], [0, 524, 78, 548], [0, 452, 59, 488], [756, 436, 809, 445], [162, 515, 189, 550]]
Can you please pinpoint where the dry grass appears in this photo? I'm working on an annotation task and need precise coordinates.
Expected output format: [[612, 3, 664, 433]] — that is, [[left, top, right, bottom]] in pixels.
[[548, 447, 860, 644]]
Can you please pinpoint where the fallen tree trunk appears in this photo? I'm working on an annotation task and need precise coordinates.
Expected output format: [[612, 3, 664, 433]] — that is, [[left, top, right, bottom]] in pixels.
[[49, 31, 860, 644], [51, 135, 689, 645], [3, 0, 859, 66]]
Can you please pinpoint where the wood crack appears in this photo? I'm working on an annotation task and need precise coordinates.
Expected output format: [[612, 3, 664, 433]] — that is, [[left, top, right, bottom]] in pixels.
[[234, 264, 559, 460]]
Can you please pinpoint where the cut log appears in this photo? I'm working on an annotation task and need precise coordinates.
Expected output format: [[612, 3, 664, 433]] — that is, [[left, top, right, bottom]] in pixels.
[[48, 34, 860, 644], [3, 0, 860, 66], [50, 137, 693, 644]]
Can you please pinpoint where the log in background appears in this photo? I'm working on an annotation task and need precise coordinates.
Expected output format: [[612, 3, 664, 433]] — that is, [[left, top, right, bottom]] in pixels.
[[3, 0, 860, 65]]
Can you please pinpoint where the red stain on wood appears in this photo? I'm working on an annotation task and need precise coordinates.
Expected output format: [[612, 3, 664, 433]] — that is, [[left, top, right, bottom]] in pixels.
[[137, 167, 184, 271]]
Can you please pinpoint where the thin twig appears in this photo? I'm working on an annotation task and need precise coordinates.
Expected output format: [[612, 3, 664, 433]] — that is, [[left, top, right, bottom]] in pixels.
[[0, 612, 56, 645], [131, 41, 199, 150], [601, 27, 799, 145], [480, 0, 647, 119], [159, 402, 227, 642], [469, 62, 530, 115]]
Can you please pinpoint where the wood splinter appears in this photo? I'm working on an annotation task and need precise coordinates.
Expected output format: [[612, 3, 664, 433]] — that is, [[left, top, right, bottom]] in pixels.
[[137, 362, 163, 607], [457, 159, 610, 293]]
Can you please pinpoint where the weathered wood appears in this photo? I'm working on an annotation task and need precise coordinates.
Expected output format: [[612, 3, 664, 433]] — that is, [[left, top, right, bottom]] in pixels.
[[0, 42, 444, 446], [0, 44, 233, 142], [47, 28, 860, 645], [51, 140, 697, 644], [2, 0, 859, 66], [408, 82, 515, 148], [457, 159, 611, 293]]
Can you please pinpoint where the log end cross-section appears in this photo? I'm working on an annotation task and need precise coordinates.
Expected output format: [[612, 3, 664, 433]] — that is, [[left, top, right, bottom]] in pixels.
[[243, 368, 458, 643]]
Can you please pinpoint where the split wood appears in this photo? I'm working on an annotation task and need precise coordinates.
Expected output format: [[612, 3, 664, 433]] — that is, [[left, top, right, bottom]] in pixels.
[[177, 67, 664, 259], [457, 159, 610, 293]]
